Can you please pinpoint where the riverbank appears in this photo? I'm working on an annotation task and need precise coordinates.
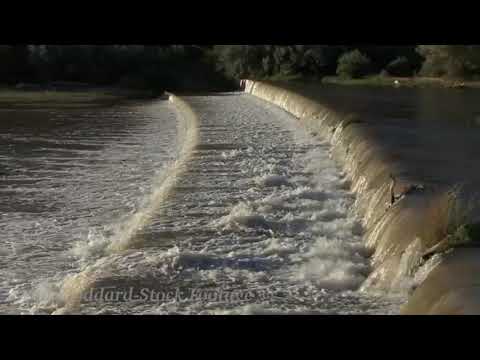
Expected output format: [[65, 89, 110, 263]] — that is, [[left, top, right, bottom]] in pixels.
[[254, 75, 480, 91], [244, 80, 480, 314], [0, 88, 159, 109], [322, 75, 480, 89]]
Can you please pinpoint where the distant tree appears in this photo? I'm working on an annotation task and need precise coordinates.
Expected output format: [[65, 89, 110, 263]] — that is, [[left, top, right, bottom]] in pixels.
[[336, 50, 372, 79], [3, 44, 449, 90], [212, 46, 249, 79], [350, 46, 420, 73], [385, 56, 413, 77], [0, 45, 233, 91], [212, 45, 350, 80], [0, 46, 14, 83], [0, 45, 33, 84], [417, 45, 480, 78], [301, 46, 347, 76]]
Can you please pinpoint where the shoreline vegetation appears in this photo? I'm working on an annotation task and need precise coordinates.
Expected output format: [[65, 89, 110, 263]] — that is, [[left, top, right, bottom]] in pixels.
[[2, 73, 477, 110], [2, 46, 480, 110], [2, 74, 477, 110], [262, 73, 480, 90], [321, 75, 480, 89]]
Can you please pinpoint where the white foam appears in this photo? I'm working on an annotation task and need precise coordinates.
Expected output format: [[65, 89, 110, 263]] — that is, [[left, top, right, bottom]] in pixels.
[[255, 174, 290, 188], [211, 304, 332, 315], [7, 101, 200, 314], [222, 149, 241, 159], [9, 93, 405, 315], [213, 202, 271, 232], [71, 228, 111, 261], [262, 238, 297, 257], [70, 101, 199, 263], [292, 236, 369, 290]]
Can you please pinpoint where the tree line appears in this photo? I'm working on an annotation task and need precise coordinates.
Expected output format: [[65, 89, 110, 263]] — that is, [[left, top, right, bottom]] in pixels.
[[2, 45, 480, 91], [212, 45, 420, 79], [0, 45, 233, 92], [212, 45, 480, 80]]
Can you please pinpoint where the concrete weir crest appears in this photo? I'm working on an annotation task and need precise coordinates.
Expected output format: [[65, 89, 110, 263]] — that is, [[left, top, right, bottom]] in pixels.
[[242, 79, 480, 315]]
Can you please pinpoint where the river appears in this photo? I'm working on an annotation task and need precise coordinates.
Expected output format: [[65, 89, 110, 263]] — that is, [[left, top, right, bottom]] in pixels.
[[0, 92, 416, 314]]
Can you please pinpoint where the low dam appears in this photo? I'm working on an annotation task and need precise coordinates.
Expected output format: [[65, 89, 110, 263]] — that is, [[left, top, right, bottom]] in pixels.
[[2, 82, 479, 314], [245, 80, 480, 314], [1, 92, 403, 314]]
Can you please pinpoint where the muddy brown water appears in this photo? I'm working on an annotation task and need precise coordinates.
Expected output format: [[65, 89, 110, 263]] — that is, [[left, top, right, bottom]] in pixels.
[[2, 87, 479, 314]]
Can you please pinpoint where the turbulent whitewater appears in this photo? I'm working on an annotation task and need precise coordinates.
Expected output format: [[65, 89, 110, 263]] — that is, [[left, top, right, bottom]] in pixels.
[[0, 93, 405, 314]]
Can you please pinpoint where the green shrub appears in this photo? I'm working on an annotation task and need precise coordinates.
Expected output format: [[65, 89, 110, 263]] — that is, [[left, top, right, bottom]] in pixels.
[[451, 223, 480, 244], [418, 57, 448, 77], [416, 45, 480, 78], [336, 50, 372, 79], [385, 56, 413, 77]]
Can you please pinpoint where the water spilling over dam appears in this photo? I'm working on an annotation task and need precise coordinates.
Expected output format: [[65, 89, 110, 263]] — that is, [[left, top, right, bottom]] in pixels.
[[0, 92, 408, 314], [0, 100, 181, 313], [3, 83, 480, 315], [245, 80, 480, 314]]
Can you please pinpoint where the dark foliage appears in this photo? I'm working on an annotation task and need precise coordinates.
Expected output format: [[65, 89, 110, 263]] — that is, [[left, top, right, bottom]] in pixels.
[[0, 45, 234, 92], [417, 45, 480, 78], [336, 50, 372, 79], [2, 45, 480, 93], [385, 57, 414, 77]]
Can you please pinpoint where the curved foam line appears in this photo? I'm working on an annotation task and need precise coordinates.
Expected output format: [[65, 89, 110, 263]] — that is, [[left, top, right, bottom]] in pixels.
[[106, 94, 199, 252], [49, 94, 200, 314]]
